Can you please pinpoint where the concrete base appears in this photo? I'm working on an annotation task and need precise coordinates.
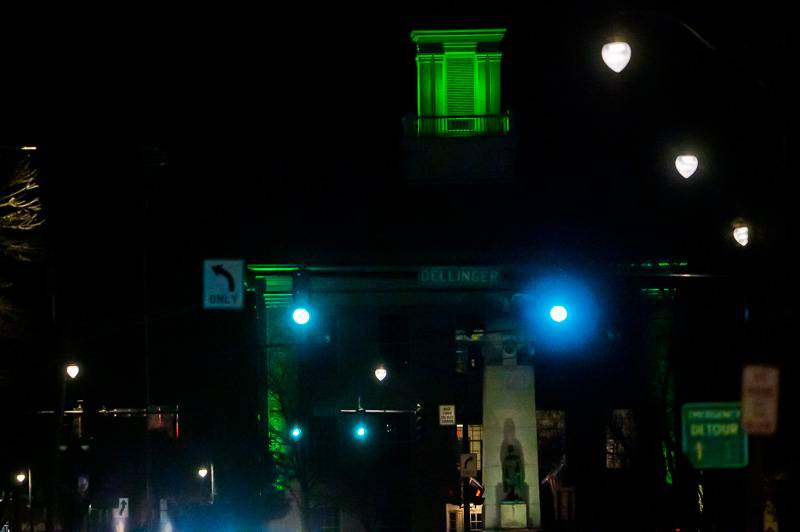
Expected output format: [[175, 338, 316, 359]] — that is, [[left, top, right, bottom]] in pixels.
[[500, 501, 527, 529]]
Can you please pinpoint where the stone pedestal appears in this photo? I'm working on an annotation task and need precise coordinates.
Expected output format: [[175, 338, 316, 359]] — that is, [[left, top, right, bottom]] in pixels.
[[500, 501, 527, 529], [482, 365, 541, 530]]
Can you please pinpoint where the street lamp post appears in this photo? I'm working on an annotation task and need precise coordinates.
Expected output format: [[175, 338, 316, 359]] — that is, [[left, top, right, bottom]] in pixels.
[[198, 464, 215, 504], [600, 11, 776, 529], [16, 469, 32, 532], [47, 363, 81, 532]]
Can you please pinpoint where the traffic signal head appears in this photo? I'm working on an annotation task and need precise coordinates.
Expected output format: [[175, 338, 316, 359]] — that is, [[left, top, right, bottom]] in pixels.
[[414, 403, 424, 441], [521, 273, 601, 352], [549, 305, 568, 323], [290, 425, 303, 441], [467, 477, 485, 504], [292, 307, 311, 325], [354, 422, 368, 440]]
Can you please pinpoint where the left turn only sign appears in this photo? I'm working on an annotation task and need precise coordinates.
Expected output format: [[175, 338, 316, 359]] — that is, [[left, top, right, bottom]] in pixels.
[[203, 259, 244, 310]]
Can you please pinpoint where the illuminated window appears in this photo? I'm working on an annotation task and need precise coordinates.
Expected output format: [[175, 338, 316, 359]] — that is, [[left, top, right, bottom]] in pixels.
[[469, 425, 482, 471], [456, 424, 482, 470], [470, 507, 484, 530], [449, 511, 457, 531]]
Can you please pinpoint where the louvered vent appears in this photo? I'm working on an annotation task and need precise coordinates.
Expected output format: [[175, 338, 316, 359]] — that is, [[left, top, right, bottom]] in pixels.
[[263, 275, 293, 308], [446, 57, 475, 115]]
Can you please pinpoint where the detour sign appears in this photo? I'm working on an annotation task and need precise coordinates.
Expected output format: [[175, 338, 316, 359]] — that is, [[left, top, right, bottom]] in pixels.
[[681, 402, 748, 469]]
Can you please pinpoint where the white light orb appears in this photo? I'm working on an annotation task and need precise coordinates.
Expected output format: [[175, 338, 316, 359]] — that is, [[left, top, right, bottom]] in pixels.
[[733, 226, 749, 247], [197, 467, 209, 478], [374, 367, 387, 382], [602, 42, 632, 73], [66, 364, 80, 379], [675, 155, 699, 178], [16, 473, 26, 483], [550, 305, 568, 323], [292, 308, 310, 325]]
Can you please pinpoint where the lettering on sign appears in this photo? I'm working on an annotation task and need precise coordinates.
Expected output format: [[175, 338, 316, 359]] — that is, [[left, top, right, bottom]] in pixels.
[[419, 267, 500, 286], [439, 405, 456, 426], [681, 402, 748, 469], [203, 259, 244, 310]]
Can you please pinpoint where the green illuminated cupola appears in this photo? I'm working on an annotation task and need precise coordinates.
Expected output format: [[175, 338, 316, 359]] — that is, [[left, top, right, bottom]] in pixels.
[[411, 28, 508, 137]]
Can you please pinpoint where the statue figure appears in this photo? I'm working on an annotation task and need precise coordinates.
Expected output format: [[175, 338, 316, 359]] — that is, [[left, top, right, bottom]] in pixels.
[[502, 444, 523, 501]]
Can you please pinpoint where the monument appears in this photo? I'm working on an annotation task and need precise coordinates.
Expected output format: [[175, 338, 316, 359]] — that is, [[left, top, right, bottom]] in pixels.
[[482, 322, 541, 530]]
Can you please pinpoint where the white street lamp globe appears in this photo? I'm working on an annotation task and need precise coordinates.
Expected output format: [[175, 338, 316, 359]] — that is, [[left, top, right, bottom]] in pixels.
[[602, 41, 632, 73], [374, 367, 387, 382], [675, 155, 699, 179], [197, 467, 209, 478], [66, 364, 80, 379], [733, 225, 750, 247], [16, 473, 26, 483]]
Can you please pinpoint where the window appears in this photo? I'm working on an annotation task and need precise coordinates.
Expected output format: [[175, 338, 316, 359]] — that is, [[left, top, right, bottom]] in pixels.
[[455, 319, 484, 374], [605, 409, 635, 469], [456, 424, 483, 471], [537, 410, 567, 476], [469, 425, 482, 471], [449, 511, 457, 532], [470, 506, 484, 530]]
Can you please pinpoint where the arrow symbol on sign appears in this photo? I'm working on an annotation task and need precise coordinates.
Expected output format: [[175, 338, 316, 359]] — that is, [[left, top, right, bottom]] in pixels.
[[212, 265, 235, 292], [695, 441, 704, 462]]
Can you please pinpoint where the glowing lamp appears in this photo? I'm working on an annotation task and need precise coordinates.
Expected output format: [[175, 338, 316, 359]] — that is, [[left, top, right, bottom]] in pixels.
[[733, 226, 749, 247], [354, 424, 367, 440], [675, 155, 699, 179], [66, 364, 80, 379], [549, 306, 568, 323], [602, 42, 631, 73], [292, 307, 310, 325]]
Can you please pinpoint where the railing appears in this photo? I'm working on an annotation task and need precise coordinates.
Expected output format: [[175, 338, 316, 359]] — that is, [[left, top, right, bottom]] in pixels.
[[403, 113, 511, 137]]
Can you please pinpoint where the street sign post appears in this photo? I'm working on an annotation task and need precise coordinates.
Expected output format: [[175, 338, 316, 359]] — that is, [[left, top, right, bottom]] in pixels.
[[439, 405, 455, 426], [203, 259, 244, 310], [682, 402, 748, 469], [742, 365, 780, 435]]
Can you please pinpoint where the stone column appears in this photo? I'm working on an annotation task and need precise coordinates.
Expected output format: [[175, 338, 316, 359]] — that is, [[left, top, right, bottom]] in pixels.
[[483, 365, 541, 529]]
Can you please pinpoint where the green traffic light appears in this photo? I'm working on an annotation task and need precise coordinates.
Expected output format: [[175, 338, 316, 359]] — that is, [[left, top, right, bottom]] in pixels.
[[291, 426, 302, 440], [354, 423, 367, 440]]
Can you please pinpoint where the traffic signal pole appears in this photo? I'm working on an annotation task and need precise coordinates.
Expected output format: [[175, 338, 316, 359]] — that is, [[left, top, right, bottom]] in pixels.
[[462, 412, 470, 532]]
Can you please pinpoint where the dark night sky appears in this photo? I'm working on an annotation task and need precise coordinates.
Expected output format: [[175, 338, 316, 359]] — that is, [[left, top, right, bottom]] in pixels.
[[2, 0, 796, 412]]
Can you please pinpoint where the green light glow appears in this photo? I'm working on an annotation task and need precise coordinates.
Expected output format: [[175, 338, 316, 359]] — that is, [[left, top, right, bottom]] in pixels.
[[268, 389, 290, 490], [662, 441, 674, 485], [411, 28, 507, 137], [248, 264, 300, 272]]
